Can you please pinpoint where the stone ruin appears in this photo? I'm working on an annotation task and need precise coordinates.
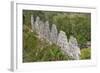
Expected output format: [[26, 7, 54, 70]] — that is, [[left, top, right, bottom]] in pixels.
[[50, 24, 58, 44], [69, 36, 81, 60], [43, 21, 51, 42], [38, 20, 45, 39], [35, 16, 40, 35], [31, 15, 34, 31], [31, 15, 81, 60], [57, 31, 70, 56]]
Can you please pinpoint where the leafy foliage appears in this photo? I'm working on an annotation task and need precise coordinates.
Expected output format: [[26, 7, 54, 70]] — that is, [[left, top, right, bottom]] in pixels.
[[80, 48, 91, 59]]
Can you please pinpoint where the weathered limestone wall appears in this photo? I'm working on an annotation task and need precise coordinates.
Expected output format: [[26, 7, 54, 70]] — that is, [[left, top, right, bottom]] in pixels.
[[31, 15, 81, 60]]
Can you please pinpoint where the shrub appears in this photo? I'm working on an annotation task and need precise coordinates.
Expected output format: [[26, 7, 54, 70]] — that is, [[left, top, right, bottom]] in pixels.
[[80, 48, 91, 59]]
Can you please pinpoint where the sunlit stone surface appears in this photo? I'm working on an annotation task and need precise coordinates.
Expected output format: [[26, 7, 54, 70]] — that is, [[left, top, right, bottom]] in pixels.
[[35, 16, 40, 35], [57, 31, 70, 56], [31, 15, 81, 60], [43, 21, 50, 41], [31, 15, 34, 32], [69, 36, 81, 60], [50, 24, 58, 44]]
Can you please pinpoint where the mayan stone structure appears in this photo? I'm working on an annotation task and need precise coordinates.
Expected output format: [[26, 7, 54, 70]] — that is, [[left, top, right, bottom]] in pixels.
[[31, 15, 81, 60], [69, 36, 81, 60], [50, 24, 58, 44]]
